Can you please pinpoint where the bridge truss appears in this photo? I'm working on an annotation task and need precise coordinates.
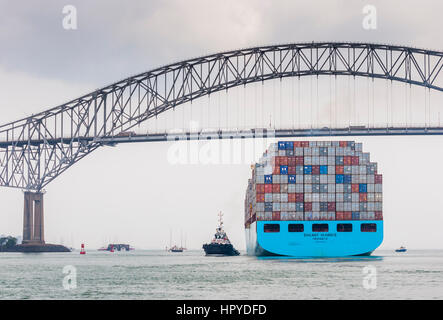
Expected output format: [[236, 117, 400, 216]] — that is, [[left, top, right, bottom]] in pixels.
[[1, 42, 443, 190]]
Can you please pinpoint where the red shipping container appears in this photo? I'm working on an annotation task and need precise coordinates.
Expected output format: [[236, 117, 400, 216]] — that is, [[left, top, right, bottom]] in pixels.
[[280, 157, 288, 166], [343, 212, 352, 220], [301, 141, 309, 147], [295, 193, 304, 202], [293, 141, 302, 147], [273, 166, 280, 175], [375, 211, 383, 220], [327, 202, 336, 211], [288, 156, 296, 166], [375, 174, 382, 184], [256, 184, 265, 193], [312, 165, 320, 174], [288, 194, 296, 202], [256, 193, 265, 202], [272, 212, 281, 220], [295, 156, 304, 165], [351, 184, 359, 193], [359, 193, 367, 202], [288, 166, 296, 174], [264, 184, 273, 193], [304, 202, 312, 211], [336, 211, 344, 220], [336, 165, 344, 174], [351, 156, 359, 165], [339, 141, 347, 147], [272, 184, 280, 193], [343, 156, 352, 165]]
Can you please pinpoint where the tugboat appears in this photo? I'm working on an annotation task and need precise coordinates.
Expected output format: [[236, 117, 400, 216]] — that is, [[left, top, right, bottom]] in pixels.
[[203, 212, 240, 256], [395, 246, 407, 253]]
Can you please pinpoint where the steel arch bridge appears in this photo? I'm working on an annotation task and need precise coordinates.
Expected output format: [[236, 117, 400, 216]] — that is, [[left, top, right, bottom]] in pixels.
[[2, 42, 443, 191]]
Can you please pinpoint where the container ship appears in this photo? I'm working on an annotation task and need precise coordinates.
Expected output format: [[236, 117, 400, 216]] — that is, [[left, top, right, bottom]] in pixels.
[[244, 141, 383, 257]]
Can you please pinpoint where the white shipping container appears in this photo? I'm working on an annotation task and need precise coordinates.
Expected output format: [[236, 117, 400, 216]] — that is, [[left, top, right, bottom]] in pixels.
[[336, 184, 344, 193], [294, 212, 304, 220], [375, 202, 382, 210], [304, 193, 313, 202], [255, 175, 264, 183], [280, 193, 288, 202], [281, 212, 290, 220], [288, 184, 296, 193], [304, 148, 312, 155]]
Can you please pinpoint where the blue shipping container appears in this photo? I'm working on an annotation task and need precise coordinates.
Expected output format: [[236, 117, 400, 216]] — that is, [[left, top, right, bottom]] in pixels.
[[359, 183, 367, 193], [278, 141, 286, 150], [280, 165, 288, 175], [344, 175, 352, 184], [264, 175, 273, 184], [304, 165, 312, 174], [336, 174, 344, 184], [288, 175, 296, 184], [320, 165, 328, 174], [285, 141, 294, 150]]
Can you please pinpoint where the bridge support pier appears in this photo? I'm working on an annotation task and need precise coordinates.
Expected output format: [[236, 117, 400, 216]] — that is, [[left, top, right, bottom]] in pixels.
[[22, 191, 45, 245]]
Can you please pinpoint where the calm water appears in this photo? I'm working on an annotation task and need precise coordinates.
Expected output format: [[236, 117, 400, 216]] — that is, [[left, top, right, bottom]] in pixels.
[[0, 249, 442, 299]]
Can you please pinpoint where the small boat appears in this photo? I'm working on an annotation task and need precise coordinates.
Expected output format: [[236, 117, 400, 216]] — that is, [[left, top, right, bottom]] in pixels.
[[395, 246, 407, 252], [168, 245, 183, 253], [203, 212, 240, 256]]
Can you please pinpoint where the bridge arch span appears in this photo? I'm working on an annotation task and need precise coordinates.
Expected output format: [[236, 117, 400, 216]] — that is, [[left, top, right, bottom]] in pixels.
[[1, 42, 443, 190]]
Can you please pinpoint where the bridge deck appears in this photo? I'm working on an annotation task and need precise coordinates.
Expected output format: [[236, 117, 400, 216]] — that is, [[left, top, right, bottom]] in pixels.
[[2, 126, 443, 148]]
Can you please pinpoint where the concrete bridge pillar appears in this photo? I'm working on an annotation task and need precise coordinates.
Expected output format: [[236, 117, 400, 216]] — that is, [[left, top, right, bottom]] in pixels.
[[22, 191, 45, 244]]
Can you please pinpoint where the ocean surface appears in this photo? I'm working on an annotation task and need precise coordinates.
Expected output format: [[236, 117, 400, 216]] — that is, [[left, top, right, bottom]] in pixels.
[[0, 249, 442, 300]]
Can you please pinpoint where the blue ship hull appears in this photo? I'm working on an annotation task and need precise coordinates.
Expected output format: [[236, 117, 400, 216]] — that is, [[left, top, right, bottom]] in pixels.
[[245, 220, 383, 257]]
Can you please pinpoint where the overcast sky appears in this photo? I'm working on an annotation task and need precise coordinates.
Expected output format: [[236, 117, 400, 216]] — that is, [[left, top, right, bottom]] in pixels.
[[1, 0, 443, 251]]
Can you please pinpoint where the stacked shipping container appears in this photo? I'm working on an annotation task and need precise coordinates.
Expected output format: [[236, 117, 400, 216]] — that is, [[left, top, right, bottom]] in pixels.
[[245, 141, 383, 228]]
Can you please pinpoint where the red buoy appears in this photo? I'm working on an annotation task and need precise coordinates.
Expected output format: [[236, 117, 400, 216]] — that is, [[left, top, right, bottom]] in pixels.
[[80, 243, 86, 255]]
